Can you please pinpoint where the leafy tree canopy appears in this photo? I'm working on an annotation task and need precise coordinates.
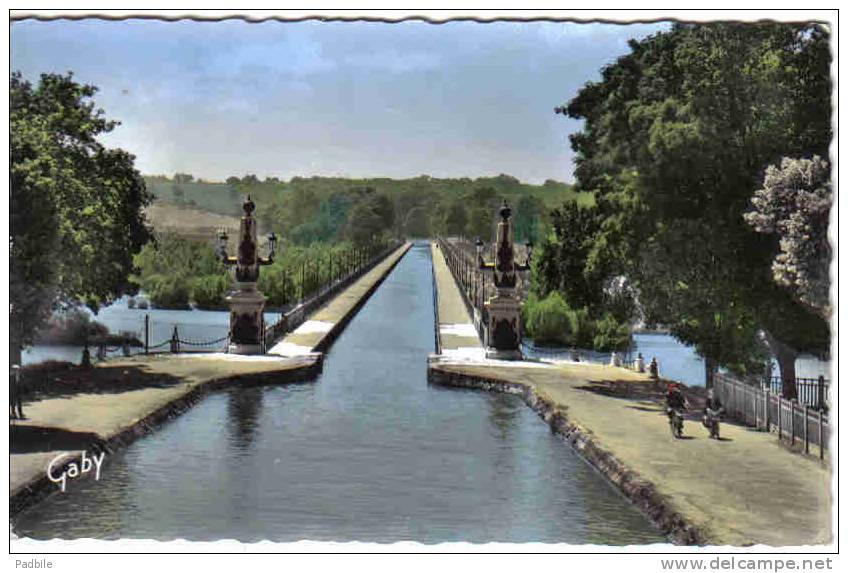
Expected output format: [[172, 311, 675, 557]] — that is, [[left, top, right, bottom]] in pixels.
[[745, 155, 832, 317], [556, 22, 831, 390], [10, 71, 153, 352]]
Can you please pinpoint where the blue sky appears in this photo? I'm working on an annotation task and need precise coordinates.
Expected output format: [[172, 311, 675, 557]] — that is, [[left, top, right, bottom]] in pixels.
[[11, 18, 668, 184]]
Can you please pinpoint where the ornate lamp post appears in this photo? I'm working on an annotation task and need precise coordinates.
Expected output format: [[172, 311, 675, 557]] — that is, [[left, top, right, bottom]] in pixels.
[[477, 200, 532, 360], [216, 196, 277, 354]]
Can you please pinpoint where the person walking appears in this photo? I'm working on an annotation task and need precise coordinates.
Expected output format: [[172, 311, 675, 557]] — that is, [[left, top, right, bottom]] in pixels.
[[10, 364, 24, 420], [703, 388, 724, 439]]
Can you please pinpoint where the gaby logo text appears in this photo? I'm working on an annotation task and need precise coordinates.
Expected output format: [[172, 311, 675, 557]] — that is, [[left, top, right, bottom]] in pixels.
[[47, 450, 105, 492]]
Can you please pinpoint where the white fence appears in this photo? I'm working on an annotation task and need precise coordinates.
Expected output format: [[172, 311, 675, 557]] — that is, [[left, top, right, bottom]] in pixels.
[[714, 373, 829, 458]]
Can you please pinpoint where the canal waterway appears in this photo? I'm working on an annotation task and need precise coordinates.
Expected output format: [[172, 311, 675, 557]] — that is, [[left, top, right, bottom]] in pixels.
[[13, 244, 663, 544]]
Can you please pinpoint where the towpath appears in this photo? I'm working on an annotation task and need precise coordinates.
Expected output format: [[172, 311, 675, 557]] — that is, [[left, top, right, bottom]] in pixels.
[[430, 241, 483, 358], [428, 236, 831, 546]]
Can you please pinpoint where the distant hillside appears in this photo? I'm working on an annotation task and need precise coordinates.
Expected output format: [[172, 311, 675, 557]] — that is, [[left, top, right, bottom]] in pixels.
[[144, 174, 592, 218], [145, 176, 243, 217], [143, 202, 244, 242]]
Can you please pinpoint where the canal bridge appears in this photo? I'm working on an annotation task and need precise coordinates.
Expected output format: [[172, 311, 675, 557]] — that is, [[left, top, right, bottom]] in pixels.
[[9, 238, 833, 547]]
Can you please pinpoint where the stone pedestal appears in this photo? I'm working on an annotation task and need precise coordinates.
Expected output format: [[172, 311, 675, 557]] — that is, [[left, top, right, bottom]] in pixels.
[[484, 293, 523, 360], [226, 282, 266, 355]]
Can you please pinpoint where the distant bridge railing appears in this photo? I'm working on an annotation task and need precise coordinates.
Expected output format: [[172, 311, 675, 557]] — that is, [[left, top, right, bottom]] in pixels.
[[261, 238, 403, 351], [435, 236, 489, 343]]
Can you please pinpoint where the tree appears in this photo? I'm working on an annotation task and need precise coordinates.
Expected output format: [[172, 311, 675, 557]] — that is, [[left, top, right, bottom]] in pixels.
[[638, 220, 769, 386], [523, 291, 574, 346], [10, 71, 152, 360], [291, 193, 352, 244], [745, 156, 832, 317], [513, 195, 544, 244], [370, 192, 395, 230], [132, 233, 225, 309], [345, 200, 385, 247], [404, 206, 432, 237], [226, 176, 241, 186], [533, 202, 604, 313], [465, 187, 498, 240], [560, 22, 831, 397], [444, 200, 468, 236]]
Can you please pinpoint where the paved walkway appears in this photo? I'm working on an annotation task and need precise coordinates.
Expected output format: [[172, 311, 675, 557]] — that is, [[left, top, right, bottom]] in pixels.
[[11, 353, 316, 499], [430, 241, 483, 358], [269, 243, 411, 356], [428, 359, 832, 546]]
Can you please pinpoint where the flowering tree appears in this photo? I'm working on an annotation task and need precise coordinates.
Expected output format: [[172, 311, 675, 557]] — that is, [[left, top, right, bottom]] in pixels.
[[745, 156, 832, 318]]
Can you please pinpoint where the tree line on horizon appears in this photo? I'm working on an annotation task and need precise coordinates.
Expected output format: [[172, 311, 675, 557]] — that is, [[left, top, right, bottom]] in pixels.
[[145, 172, 587, 246]]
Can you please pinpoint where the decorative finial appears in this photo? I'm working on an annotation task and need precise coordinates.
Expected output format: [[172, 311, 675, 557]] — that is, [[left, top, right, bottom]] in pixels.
[[499, 199, 511, 221], [243, 195, 255, 216]]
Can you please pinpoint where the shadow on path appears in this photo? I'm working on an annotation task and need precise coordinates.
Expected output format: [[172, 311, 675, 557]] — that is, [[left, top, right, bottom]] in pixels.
[[10, 425, 102, 454], [22, 364, 185, 403]]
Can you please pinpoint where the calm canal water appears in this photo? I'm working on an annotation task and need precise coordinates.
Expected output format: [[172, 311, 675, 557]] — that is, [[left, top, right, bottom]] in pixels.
[[13, 244, 663, 544]]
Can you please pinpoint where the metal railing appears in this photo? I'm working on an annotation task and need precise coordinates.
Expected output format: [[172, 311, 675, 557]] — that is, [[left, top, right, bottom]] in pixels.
[[766, 376, 829, 411], [714, 372, 829, 459], [431, 249, 442, 355], [435, 236, 489, 343]]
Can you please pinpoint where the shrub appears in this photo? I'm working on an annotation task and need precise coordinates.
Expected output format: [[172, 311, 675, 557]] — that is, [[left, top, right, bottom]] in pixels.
[[34, 308, 108, 345], [593, 313, 633, 352], [191, 274, 230, 309], [145, 274, 191, 309], [571, 306, 597, 349], [524, 291, 574, 346]]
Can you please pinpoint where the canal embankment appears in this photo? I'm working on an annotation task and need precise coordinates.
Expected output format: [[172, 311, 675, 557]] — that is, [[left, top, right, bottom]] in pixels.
[[10, 353, 319, 515], [427, 241, 831, 547], [268, 242, 411, 356], [427, 359, 832, 546], [11, 242, 411, 517], [14, 242, 663, 544]]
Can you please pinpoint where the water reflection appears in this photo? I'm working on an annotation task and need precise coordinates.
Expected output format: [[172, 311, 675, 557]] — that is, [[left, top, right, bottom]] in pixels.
[[226, 386, 264, 453], [486, 391, 520, 441]]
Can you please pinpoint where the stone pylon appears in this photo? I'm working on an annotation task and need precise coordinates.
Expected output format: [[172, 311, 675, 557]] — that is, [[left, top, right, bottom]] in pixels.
[[219, 196, 275, 355], [480, 200, 530, 360]]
